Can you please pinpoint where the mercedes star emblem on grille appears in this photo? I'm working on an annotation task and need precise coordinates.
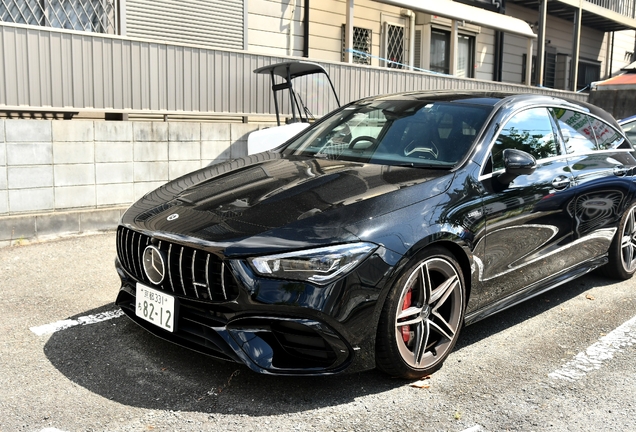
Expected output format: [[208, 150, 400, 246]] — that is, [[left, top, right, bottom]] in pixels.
[[167, 213, 179, 221], [142, 245, 166, 285]]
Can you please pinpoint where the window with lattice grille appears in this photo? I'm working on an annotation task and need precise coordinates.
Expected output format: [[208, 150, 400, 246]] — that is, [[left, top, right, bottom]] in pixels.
[[0, 0, 118, 34], [385, 24, 404, 69], [342, 25, 372, 65]]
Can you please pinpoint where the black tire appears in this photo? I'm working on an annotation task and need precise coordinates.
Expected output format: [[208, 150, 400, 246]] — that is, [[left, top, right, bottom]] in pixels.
[[376, 247, 465, 379], [601, 201, 636, 280]]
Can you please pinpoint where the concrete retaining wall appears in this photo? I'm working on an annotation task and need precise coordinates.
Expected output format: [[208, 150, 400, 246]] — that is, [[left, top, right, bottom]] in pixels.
[[0, 119, 263, 247], [588, 89, 636, 120]]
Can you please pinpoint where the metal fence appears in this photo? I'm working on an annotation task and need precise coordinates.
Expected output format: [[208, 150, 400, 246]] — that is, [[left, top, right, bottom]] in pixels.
[[588, 0, 636, 18], [0, 0, 118, 34], [0, 22, 587, 118]]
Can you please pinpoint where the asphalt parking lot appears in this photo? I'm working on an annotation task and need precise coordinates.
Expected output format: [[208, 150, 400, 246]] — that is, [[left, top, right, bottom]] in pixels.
[[1, 232, 635, 432]]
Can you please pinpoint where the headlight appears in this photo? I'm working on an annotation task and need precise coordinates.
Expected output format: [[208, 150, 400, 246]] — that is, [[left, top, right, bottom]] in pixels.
[[249, 243, 377, 285]]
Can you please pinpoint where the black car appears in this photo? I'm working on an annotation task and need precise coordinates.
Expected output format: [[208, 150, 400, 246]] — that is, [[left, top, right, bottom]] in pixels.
[[115, 91, 636, 379]]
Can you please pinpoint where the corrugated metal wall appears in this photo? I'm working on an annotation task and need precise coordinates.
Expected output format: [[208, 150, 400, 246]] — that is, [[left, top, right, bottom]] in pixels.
[[125, 0, 244, 50], [0, 22, 588, 117]]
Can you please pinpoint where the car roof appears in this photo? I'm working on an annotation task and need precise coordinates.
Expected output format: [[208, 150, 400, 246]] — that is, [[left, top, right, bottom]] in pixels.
[[619, 114, 636, 124], [356, 90, 621, 129]]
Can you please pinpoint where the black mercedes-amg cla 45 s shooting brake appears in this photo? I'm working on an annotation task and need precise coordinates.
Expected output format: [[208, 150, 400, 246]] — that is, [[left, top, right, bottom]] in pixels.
[[115, 91, 636, 379]]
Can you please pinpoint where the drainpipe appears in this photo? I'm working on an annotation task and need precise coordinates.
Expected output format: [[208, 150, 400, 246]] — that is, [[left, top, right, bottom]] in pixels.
[[344, 0, 354, 63], [494, 31, 503, 81], [401, 9, 415, 71], [303, 0, 309, 57], [409, 11, 415, 70], [607, 31, 614, 78], [288, 0, 296, 56], [493, 0, 505, 82], [536, 0, 548, 86], [118, 0, 126, 36], [570, 4, 582, 91]]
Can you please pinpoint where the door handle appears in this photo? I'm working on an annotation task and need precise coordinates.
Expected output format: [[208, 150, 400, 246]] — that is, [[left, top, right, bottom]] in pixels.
[[551, 175, 571, 190], [614, 165, 628, 177]]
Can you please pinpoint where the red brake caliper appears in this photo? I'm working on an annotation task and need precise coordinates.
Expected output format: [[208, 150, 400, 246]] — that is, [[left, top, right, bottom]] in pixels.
[[401, 289, 412, 343]]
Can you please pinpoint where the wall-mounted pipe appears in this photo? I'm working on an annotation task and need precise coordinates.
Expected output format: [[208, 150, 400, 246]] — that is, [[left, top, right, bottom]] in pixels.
[[536, 0, 548, 86], [344, 0, 353, 63], [303, 0, 310, 57], [287, 0, 296, 56], [493, 0, 505, 82], [494, 31, 503, 81], [400, 9, 415, 70]]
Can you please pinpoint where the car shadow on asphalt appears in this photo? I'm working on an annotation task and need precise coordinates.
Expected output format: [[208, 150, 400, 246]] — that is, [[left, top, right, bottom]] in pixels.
[[42, 271, 618, 416], [42, 304, 398, 415]]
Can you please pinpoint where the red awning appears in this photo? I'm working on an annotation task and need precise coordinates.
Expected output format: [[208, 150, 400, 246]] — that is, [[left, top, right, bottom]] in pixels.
[[596, 73, 636, 90]]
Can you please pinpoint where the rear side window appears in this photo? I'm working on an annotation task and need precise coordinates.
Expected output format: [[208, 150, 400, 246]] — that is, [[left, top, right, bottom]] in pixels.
[[552, 108, 628, 152], [491, 108, 560, 171], [623, 119, 636, 145], [591, 118, 626, 150], [552, 109, 598, 153]]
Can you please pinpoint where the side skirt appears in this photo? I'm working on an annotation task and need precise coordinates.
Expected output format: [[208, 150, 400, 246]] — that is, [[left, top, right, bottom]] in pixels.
[[464, 256, 608, 326]]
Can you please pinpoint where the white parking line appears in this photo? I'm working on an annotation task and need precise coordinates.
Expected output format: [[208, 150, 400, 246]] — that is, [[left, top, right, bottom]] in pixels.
[[549, 313, 636, 381], [460, 426, 483, 432], [30, 309, 124, 336]]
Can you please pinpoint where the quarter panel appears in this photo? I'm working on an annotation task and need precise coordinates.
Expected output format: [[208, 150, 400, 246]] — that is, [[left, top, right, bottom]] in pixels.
[[566, 151, 636, 244]]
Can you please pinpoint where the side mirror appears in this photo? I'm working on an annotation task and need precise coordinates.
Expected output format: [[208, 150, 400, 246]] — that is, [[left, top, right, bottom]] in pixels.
[[497, 148, 537, 184]]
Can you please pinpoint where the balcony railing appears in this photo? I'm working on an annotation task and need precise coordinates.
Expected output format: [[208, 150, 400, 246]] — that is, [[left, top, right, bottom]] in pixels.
[[0, 0, 118, 34], [587, 0, 636, 19]]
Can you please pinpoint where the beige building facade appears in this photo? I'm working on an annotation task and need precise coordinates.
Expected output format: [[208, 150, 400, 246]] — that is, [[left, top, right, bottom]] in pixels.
[[0, 0, 634, 243], [247, 0, 636, 91]]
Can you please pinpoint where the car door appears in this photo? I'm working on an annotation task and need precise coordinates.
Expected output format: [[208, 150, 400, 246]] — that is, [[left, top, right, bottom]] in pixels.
[[552, 108, 636, 257], [475, 107, 577, 310]]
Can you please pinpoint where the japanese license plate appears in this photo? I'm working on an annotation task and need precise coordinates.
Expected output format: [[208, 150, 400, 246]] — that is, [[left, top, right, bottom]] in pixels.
[[135, 283, 176, 332]]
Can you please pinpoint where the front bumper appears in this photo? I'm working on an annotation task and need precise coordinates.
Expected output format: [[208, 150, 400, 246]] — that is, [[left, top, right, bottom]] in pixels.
[[116, 278, 352, 375], [114, 228, 391, 375]]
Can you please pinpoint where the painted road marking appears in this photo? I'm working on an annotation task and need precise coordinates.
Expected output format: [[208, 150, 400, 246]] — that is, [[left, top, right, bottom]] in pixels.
[[460, 426, 483, 432], [549, 313, 636, 381], [30, 309, 124, 336]]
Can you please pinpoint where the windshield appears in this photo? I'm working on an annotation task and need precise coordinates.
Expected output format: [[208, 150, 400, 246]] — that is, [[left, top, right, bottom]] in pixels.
[[283, 98, 493, 167]]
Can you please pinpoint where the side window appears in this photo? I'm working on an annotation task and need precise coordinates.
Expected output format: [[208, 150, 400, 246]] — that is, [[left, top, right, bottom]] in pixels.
[[623, 120, 636, 145], [590, 118, 625, 150], [551, 109, 597, 154], [491, 108, 560, 171]]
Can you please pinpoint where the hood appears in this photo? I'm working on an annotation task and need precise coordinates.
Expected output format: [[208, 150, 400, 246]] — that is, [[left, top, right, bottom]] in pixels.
[[122, 155, 452, 255]]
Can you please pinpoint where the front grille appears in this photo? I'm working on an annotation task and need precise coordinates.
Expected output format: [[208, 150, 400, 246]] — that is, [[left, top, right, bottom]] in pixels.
[[116, 226, 238, 302]]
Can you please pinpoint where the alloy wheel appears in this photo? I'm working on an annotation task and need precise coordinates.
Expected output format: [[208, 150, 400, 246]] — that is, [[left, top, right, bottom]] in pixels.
[[621, 206, 636, 273], [394, 257, 463, 369]]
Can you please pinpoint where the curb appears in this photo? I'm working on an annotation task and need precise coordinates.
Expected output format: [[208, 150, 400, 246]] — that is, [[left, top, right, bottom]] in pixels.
[[0, 206, 127, 248]]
